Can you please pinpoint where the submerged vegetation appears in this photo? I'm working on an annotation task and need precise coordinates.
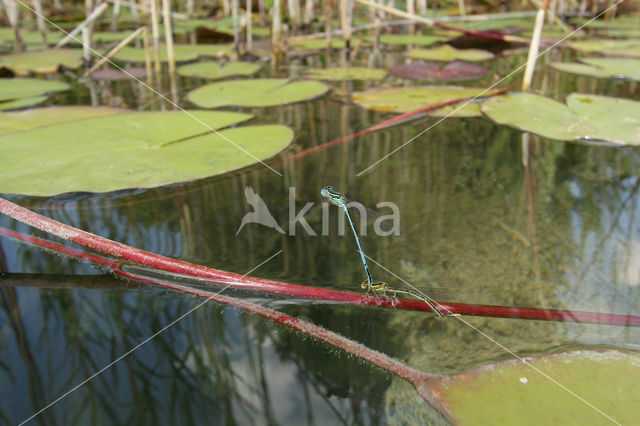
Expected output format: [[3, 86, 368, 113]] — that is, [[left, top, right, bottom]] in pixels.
[[0, 0, 639, 424]]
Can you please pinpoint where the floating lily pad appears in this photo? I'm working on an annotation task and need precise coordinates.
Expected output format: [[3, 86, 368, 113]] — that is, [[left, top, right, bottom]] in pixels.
[[352, 86, 491, 117], [290, 38, 353, 50], [91, 30, 147, 43], [0, 106, 128, 135], [406, 45, 494, 62], [0, 48, 83, 74], [377, 34, 445, 46], [429, 350, 640, 424], [550, 57, 640, 81], [0, 96, 47, 111], [187, 78, 329, 108], [481, 92, 640, 145], [567, 39, 640, 58], [0, 28, 64, 46], [177, 61, 262, 79], [0, 110, 294, 195], [390, 61, 488, 81], [113, 44, 231, 62], [0, 78, 69, 103], [304, 67, 387, 81]]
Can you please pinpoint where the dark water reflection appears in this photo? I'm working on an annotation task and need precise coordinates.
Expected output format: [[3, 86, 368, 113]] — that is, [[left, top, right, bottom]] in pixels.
[[1, 43, 640, 424]]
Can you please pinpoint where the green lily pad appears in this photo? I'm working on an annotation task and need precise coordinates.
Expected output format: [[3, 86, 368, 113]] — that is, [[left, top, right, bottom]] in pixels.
[[352, 86, 490, 117], [177, 61, 262, 80], [187, 78, 329, 108], [0, 78, 69, 102], [113, 44, 231, 62], [0, 96, 47, 111], [406, 45, 494, 62], [550, 57, 640, 81], [91, 30, 146, 43], [481, 92, 640, 145], [428, 350, 640, 424], [0, 106, 128, 135], [290, 38, 359, 50], [377, 34, 445, 46], [0, 48, 83, 74], [303, 67, 387, 81], [0, 28, 65, 46], [0, 110, 294, 195], [567, 39, 640, 58]]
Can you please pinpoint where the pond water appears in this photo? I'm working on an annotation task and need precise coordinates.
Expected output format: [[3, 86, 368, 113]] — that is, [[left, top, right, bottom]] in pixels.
[[1, 38, 640, 425]]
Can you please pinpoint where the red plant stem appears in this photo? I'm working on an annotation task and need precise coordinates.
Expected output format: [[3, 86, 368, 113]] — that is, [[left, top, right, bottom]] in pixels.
[[0, 225, 451, 420], [1, 198, 640, 327]]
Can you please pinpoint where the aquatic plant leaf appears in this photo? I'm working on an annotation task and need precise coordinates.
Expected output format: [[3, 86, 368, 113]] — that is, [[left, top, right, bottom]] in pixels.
[[113, 44, 232, 62], [390, 61, 488, 81], [177, 61, 262, 79], [0, 28, 64, 46], [0, 78, 69, 102], [0, 48, 83, 74], [0, 110, 295, 195], [0, 106, 128, 135], [428, 350, 640, 424], [549, 62, 615, 79], [579, 57, 640, 81], [290, 38, 363, 50], [352, 86, 488, 117], [481, 92, 640, 145], [187, 78, 329, 108], [304, 67, 387, 81], [406, 45, 494, 62], [378, 34, 445, 46], [567, 39, 640, 57], [91, 30, 146, 43], [0, 96, 47, 111]]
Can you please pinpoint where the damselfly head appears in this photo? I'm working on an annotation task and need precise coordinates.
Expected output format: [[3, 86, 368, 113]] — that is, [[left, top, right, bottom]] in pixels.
[[320, 185, 333, 196]]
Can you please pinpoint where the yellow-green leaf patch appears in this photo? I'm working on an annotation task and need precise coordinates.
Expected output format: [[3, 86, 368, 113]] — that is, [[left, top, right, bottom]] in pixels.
[[0, 48, 83, 74], [177, 61, 262, 80], [406, 45, 494, 62]]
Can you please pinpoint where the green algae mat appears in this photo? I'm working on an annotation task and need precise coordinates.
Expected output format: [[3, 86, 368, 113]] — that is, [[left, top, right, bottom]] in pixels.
[[0, 110, 293, 195]]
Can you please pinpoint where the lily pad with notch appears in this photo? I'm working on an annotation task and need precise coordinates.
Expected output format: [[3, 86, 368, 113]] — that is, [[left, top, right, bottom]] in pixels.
[[390, 61, 489, 81], [0, 106, 128, 135], [0, 78, 69, 111], [177, 61, 262, 80], [187, 78, 329, 108], [481, 92, 640, 145], [0, 110, 294, 195]]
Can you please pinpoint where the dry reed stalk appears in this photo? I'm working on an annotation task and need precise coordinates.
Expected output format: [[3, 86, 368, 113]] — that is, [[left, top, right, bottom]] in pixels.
[[148, 0, 162, 74], [56, 2, 108, 47], [84, 26, 145, 76], [247, 0, 253, 51], [161, 0, 175, 75], [521, 0, 550, 91], [31, 0, 48, 48], [110, 0, 121, 30]]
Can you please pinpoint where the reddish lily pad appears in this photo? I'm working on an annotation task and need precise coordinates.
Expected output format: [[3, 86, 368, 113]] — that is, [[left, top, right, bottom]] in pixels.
[[390, 61, 488, 81], [88, 67, 147, 81], [428, 350, 640, 424]]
